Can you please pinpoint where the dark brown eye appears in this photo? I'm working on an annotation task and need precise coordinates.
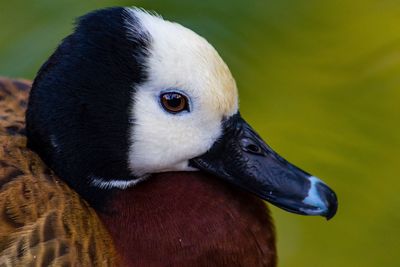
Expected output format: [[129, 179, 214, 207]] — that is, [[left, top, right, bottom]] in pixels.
[[160, 92, 189, 113]]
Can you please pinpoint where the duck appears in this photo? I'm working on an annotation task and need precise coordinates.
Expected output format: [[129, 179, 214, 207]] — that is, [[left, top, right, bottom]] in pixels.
[[0, 7, 338, 267]]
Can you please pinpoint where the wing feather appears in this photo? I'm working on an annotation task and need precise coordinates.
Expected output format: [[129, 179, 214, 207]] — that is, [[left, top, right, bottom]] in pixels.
[[0, 77, 118, 266]]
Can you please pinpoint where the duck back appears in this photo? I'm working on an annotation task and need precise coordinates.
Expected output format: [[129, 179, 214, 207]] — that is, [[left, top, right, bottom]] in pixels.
[[0, 77, 118, 266]]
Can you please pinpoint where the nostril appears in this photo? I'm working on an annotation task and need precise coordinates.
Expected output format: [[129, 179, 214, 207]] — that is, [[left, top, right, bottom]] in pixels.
[[244, 143, 263, 155], [240, 138, 264, 155]]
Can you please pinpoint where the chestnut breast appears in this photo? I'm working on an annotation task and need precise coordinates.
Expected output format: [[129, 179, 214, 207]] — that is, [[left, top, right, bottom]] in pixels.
[[99, 171, 277, 267]]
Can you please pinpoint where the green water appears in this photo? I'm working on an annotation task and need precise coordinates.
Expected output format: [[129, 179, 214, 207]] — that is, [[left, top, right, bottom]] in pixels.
[[1, 1, 399, 266]]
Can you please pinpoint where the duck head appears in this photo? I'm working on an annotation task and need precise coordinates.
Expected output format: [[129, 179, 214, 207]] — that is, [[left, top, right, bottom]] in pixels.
[[26, 7, 337, 219]]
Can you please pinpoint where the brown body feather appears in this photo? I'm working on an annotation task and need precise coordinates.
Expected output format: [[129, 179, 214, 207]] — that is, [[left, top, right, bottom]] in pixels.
[[0, 77, 277, 266], [100, 171, 276, 267], [0, 77, 118, 266]]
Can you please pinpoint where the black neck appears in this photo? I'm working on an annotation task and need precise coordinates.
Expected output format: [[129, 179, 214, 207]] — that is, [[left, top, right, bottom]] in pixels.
[[25, 7, 151, 208]]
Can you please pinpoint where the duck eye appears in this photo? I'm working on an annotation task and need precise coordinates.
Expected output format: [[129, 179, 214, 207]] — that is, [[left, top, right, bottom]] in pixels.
[[160, 92, 189, 113]]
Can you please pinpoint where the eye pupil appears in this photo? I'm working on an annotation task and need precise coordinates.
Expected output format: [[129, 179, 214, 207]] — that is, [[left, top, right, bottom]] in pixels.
[[161, 92, 189, 113], [166, 94, 182, 108]]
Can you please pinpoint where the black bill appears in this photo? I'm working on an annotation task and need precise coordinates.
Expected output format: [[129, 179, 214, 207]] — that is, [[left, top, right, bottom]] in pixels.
[[189, 113, 338, 219]]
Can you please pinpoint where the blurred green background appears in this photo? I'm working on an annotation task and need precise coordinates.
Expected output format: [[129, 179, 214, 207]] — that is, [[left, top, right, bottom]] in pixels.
[[1, 1, 399, 266]]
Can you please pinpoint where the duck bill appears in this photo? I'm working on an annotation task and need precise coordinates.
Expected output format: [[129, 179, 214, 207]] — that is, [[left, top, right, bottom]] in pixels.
[[189, 113, 338, 220]]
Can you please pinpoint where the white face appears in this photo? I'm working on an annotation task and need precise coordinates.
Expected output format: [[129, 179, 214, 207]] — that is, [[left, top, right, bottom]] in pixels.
[[126, 9, 238, 177]]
